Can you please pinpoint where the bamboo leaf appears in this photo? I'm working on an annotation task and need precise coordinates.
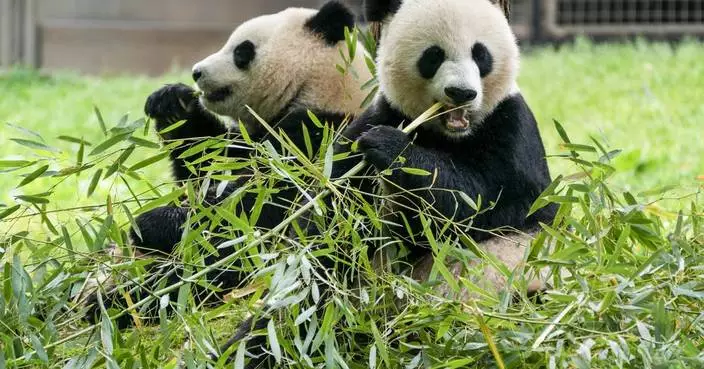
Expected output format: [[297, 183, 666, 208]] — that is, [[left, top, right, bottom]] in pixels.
[[15, 195, 50, 204], [89, 132, 131, 156], [157, 119, 187, 135], [553, 119, 571, 144], [400, 167, 432, 176], [10, 138, 60, 153], [94, 106, 108, 136], [135, 188, 185, 215], [77, 140, 85, 166], [17, 165, 49, 188], [128, 151, 169, 172], [87, 169, 103, 197], [61, 226, 75, 262], [58, 135, 92, 146], [0, 160, 34, 169], [128, 136, 161, 149], [234, 341, 246, 369], [267, 319, 282, 364], [0, 205, 20, 220]]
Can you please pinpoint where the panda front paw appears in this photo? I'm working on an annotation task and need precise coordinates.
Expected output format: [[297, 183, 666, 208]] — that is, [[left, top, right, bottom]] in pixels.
[[144, 83, 200, 136], [357, 125, 409, 170]]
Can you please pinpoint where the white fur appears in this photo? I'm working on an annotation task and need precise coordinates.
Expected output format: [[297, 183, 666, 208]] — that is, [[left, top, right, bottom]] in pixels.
[[192, 7, 372, 124], [377, 0, 519, 136]]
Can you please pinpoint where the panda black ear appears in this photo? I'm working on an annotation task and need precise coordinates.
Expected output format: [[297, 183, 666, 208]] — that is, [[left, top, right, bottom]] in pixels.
[[305, 1, 355, 46], [364, 0, 402, 23]]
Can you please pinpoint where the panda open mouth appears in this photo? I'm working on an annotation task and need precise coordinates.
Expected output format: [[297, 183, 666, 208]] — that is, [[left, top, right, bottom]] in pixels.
[[443, 106, 471, 131], [205, 87, 232, 102]]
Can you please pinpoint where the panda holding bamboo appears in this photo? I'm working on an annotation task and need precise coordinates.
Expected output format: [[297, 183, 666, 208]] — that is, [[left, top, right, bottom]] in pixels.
[[335, 0, 557, 293]]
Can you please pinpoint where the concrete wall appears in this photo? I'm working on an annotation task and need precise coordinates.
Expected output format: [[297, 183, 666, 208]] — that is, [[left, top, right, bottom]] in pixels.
[[38, 0, 320, 75], [31, 0, 537, 75]]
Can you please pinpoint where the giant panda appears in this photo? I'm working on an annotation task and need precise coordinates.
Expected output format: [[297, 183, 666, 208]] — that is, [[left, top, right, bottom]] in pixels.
[[213, 0, 557, 366], [335, 0, 558, 295], [84, 1, 373, 328]]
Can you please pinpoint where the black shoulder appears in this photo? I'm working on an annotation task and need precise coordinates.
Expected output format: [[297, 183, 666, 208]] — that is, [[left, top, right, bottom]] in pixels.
[[488, 93, 536, 125], [487, 93, 550, 176], [485, 93, 557, 225]]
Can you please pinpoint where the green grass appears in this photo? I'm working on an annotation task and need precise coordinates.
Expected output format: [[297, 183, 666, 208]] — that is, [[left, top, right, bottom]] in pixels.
[[0, 40, 703, 368], [522, 39, 704, 193]]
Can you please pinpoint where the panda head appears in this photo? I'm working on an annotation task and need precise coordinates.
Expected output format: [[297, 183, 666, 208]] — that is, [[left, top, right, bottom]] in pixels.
[[192, 1, 370, 126], [372, 0, 519, 139]]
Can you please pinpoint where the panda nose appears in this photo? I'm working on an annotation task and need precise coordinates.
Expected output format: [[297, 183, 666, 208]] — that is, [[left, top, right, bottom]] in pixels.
[[444, 87, 477, 105], [192, 68, 203, 82]]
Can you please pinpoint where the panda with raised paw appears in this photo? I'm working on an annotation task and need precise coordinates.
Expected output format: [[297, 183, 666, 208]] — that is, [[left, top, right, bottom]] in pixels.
[[84, 1, 372, 328], [334, 0, 558, 296], [213, 0, 557, 366]]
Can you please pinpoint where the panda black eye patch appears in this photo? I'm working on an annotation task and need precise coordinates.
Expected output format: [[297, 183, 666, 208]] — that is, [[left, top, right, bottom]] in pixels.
[[234, 40, 256, 70], [472, 42, 493, 78], [417, 46, 446, 79]]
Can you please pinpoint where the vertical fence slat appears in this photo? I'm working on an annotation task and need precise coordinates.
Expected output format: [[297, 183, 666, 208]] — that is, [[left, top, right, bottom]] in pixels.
[[0, 0, 37, 67], [0, 0, 12, 66], [23, 0, 37, 66]]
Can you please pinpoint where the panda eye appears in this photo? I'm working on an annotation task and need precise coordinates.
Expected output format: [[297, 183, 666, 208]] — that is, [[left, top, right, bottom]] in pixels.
[[234, 40, 256, 70], [472, 42, 493, 78], [417, 46, 446, 79]]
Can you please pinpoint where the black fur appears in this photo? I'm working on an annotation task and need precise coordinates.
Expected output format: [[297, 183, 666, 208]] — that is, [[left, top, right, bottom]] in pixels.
[[364, 0, 402, 22], [472, 42, 494, 78], [234, 40, 256, 70], [305, 1, 356, 45], [417, 46, 446, 79], [333, 93, 556, 260]]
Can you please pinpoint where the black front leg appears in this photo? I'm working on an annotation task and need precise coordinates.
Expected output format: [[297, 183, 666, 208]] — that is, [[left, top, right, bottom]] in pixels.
[[130, 205, 189, 256], [144, 83, 231, 182]]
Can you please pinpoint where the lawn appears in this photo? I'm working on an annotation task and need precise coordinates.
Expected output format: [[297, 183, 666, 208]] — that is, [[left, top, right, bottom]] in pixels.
[[0, 40, 703, 368]]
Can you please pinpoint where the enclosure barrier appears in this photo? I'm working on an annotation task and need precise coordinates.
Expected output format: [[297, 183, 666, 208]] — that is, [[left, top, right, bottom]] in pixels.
[[0, 0, 37, 67], [4, 0, 704, 74], [541, 0, 704, 39], [512, 0, 537, 40]]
